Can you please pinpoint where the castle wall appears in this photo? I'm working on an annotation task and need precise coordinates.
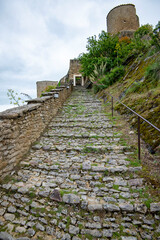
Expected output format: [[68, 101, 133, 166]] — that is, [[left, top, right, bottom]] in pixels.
[[68, 60, 82, 81], [107, 4, 139, 35], [0, 85, 72, 178], [36, 81, 58, 97]]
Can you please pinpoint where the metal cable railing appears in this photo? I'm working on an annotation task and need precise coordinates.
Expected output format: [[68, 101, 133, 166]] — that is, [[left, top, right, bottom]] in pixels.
[[103, 93, 160, 160]]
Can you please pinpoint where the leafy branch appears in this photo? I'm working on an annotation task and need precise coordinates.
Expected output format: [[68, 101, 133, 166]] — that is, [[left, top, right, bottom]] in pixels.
[[7, 89, 32, 106]]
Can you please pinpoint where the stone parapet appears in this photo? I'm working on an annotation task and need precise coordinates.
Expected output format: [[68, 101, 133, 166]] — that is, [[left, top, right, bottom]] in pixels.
[[0, 85, 72, 177]]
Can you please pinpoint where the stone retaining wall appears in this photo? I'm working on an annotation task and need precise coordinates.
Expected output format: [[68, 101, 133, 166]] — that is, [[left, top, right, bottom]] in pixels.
[[0, 85, 72, 177]]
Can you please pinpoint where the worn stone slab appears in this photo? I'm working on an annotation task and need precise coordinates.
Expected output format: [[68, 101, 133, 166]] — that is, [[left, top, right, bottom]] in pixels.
[[62, 194, 80, 204], [150, 203, 160, 212]]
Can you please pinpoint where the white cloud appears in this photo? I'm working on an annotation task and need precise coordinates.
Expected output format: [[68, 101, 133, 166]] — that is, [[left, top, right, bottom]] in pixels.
[[0, 0, 160, 111]]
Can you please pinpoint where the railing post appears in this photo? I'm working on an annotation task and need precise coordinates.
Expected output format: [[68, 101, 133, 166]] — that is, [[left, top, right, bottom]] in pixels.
[[112, 97, 113, 117], [138, 116, 141, 161]]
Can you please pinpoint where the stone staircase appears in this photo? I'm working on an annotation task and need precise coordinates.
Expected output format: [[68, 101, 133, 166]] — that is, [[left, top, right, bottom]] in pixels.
[[0, 87, 160, 240]]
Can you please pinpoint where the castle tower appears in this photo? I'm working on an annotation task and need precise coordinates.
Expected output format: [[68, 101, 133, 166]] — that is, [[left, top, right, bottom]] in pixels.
[[107, 4, 139, 37]]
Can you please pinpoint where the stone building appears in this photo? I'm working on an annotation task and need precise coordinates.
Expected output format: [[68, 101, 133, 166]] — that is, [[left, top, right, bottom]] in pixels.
[[36, 80, 58, 97], [107, 4, 139, 37], [68, 59, 84, 86], [61, 59, 85, 87]]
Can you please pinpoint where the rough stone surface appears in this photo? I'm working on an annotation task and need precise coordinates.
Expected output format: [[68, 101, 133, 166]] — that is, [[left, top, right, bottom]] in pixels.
[[62, 194, 80, 204], [69, 225, 79, 235], [0, 87, 159, 240], [150, 202, 160, 212], [88, 203, 103, 211], [107, 4, 139, 34], [0, 232, 16, 240]]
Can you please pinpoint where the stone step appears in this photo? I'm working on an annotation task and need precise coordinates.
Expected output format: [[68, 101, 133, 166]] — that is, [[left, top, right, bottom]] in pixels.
[[43, 133, 114, 138], [32, 143, 130, 153], [48, 124, 114, 129], [0, 88, 159, 240], [1, 184, 159, 216]]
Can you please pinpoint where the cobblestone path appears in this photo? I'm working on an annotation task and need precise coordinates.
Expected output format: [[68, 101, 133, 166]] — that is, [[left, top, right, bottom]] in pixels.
[[0, 87, 160, 240]]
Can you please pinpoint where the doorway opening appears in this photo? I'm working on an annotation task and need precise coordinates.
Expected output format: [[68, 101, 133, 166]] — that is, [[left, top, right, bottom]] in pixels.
[[73, 74, 84, 86]]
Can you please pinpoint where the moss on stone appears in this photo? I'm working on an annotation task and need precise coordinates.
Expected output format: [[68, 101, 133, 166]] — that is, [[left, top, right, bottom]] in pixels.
[[102, 51, 160, 153]]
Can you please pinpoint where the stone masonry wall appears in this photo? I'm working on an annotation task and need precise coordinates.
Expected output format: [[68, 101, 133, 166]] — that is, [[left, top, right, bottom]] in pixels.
[[107, 4, 139, 34], [36, 81, 58, 97], [0, 85, 72, 178], [68, 59, 82, 81]]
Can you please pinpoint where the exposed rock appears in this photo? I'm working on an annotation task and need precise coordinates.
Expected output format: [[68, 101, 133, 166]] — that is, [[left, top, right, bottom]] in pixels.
[[36, 223, 45, 231], [17, 187, 28, 194], [0, 232, 15, 240], [121, 237, 137, 240], [7, 206, 16, 213], [119, 203, 134, 212], [150, 203, 160, 212], [72, 237, 81, 240], [103, 229, 113, 237], [62, 194, 80, 204], [4, 213, 15, 221], [42, 145, 51, 151], [92, 166, 106, 172], [61, 233, 71, 240], [38, 190, 50, 197], [50, 189, 62, 202], [15, 226, 26, 233], [16, 237, 31, 240], [82, 161, 91, 170], [46, 226, 54, 235], [69, 225, 79, 235], [104, 204, 120, 212], [32, 144, 42, 150], [85, 222, 102, 229], [88, 204, 103, 211], [134, 204, 147, 214], [0, 208, 6, 216], [27, 228, 35, 237], [81, 229, 102, 238], [128, 178, 143, 186]]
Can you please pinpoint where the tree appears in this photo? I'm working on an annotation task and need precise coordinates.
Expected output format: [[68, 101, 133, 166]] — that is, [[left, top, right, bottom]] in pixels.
[[79, 31, 119, 78]]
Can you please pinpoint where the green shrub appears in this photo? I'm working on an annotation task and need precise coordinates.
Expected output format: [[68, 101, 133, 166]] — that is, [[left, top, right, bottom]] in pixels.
[[101, 66, 125, 87], [109, 66, 125, 84], [150, 21, 160, 50], [45, 85, 56, 92], [93, 65, 125, 93], [126, 81, 142, 94], [145, 58, 160, 88]]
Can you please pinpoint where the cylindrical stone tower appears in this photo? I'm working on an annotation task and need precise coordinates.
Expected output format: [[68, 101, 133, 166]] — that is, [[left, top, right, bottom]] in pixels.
[[107, 4, 139, 35]]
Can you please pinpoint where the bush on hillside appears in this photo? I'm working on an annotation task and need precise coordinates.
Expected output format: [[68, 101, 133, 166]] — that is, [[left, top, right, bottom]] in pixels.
[[144, 58, 160, 88], [79, 22, 160, 93], [93, 66, 125, 93]]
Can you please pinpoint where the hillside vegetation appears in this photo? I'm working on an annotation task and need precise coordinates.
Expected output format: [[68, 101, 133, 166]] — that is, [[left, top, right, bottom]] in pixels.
[[79, 23, 160, 153]]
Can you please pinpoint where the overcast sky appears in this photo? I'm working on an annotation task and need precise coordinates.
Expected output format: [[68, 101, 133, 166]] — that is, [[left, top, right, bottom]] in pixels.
[[0, 0, 159, 111]]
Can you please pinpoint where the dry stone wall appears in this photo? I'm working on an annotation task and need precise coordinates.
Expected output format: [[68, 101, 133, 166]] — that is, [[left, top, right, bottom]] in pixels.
[[0, 85, 72, 177]]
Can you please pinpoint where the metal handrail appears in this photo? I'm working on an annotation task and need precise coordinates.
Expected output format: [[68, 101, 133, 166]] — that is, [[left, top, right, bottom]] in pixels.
[[103, 93, 160, 160]]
